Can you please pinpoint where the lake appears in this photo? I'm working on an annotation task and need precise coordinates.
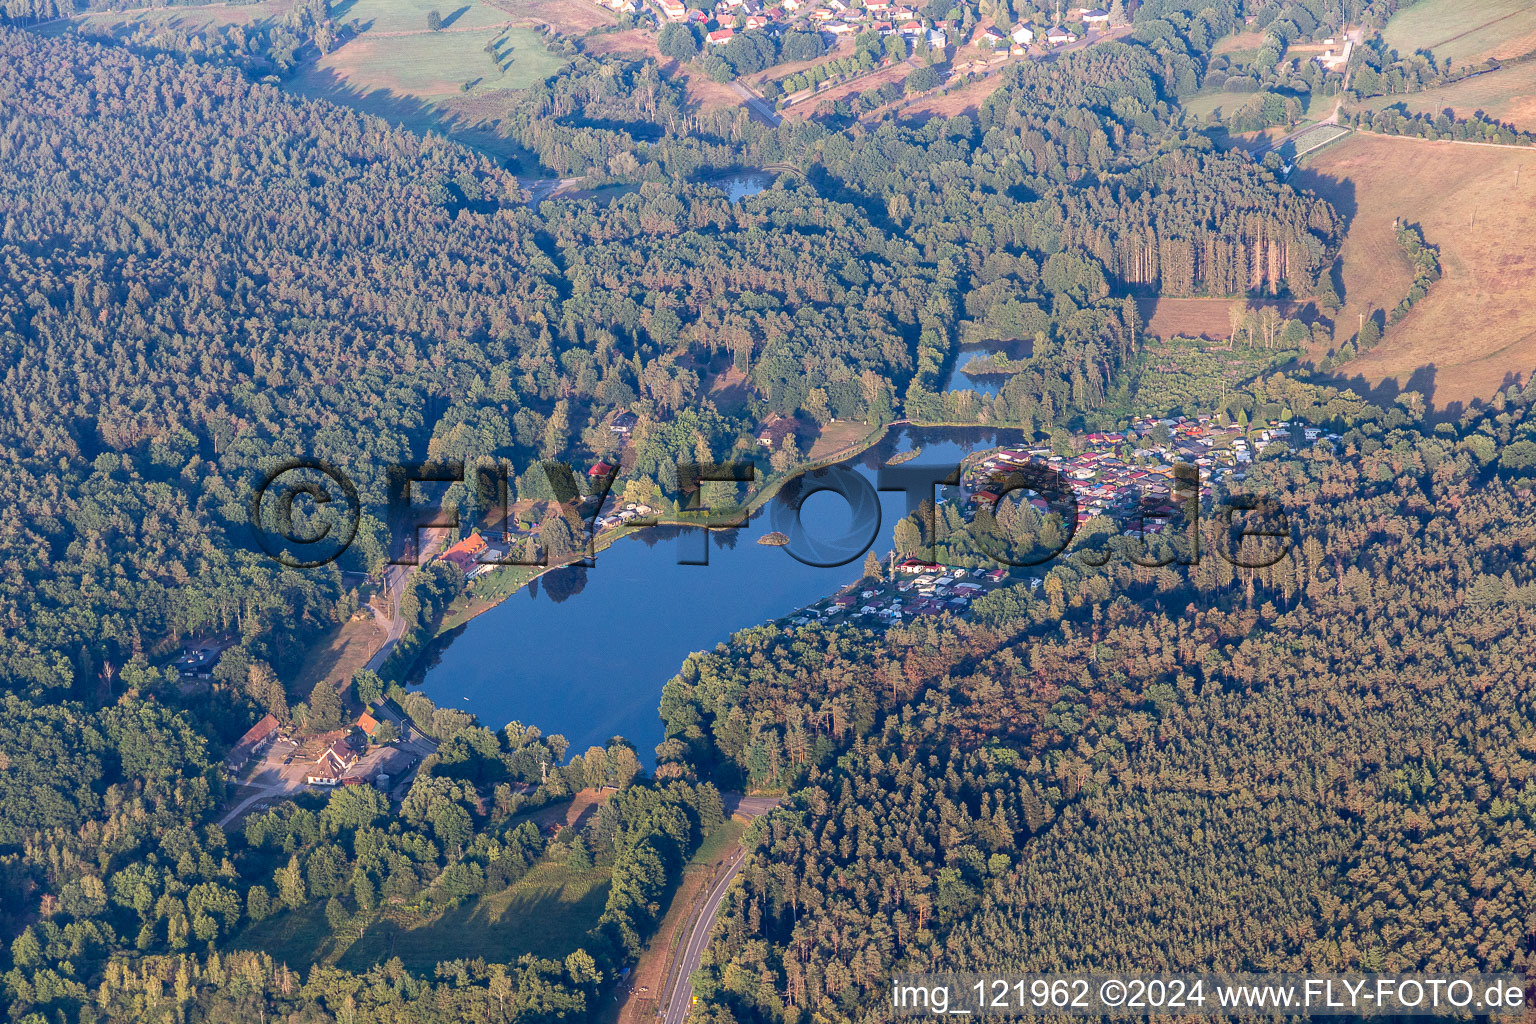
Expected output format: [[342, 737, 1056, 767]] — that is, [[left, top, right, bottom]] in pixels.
[[522, 169, 776, 206], [412, 426, 1024, 761], [943, 339, 1034, 397]]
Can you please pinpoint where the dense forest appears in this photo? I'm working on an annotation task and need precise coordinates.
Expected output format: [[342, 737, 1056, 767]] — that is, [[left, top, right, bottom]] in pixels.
[[674, 378, 1536, 1021]]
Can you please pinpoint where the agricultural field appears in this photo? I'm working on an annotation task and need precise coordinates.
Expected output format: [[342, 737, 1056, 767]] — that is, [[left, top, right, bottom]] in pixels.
[[1356, 60, 1536, 132], [1291, 133, 1536, 407], [1135, 297, 1317, 341], [48, 0, 584, 165], [1382, 0, 1536, 67], [287, 0, 572, 102]]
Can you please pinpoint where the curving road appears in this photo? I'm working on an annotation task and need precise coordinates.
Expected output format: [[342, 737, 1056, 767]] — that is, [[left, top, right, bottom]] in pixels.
[[661, 795, 782, 1024], [663, 852, 749, 1024]]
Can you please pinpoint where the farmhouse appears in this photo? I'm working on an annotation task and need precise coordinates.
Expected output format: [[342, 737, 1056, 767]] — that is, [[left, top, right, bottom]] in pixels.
[[224, 714, 280, 775], [757, 414, 796, 448], [306, 732, 361, 786], [658, 0, 688, 17], [440, 532, 488, 574], [356, 710, 381, 741], [1011, 22, 1034, 43]]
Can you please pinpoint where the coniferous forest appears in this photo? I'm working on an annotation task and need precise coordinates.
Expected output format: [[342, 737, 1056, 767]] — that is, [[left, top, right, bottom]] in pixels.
[[2, 0, 1534, 1021]]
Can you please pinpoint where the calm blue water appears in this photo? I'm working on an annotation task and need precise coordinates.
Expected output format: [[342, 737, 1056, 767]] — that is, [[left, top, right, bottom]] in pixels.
[[715, 170, 773, 202], [414, 427, 1023, 760], [943, 340, 1033, 396]]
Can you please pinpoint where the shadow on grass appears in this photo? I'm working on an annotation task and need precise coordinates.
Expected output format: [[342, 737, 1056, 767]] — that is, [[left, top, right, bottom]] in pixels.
[[335, 866, 611, 972]]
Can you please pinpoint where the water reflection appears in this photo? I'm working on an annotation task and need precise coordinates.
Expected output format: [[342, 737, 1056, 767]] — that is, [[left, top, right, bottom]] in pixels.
[[943, 338, 1035, 396], [413, 426, 1027, 760]]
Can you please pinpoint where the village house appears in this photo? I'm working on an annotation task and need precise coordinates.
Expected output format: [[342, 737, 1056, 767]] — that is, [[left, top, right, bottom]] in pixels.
[[609, 410, 638, 436], [306, 731, 361, 786], [1045, 25, 1076, 43], [979, 25, 1006, 46], [440, 532, 488, 574], [1011, 22, 1034, 43], [708, 26, 735, 42], [658, 0, 687, 18], [1080, 7, 1110, 24], [224, 714, 280, 775], [177, 646, 220, 678]]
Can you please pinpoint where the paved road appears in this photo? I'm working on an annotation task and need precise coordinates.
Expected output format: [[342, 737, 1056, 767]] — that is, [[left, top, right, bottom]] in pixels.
[[217, 741, 303, 828], [730, 82, 782, 126], [363, 527, 449, 673], [663, 853, 749, 1024], [661, 796, 783, 1024]]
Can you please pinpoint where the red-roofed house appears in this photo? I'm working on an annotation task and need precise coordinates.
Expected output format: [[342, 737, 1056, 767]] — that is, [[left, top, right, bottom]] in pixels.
[[356, 710, 380, 740], [708, 27, 735, 42], [441, 532, 488, 573], [224, 714, 280, 775]]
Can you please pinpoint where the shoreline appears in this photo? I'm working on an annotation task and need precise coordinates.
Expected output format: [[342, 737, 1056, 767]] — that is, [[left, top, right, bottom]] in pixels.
[[394, 414, 1041, 683]]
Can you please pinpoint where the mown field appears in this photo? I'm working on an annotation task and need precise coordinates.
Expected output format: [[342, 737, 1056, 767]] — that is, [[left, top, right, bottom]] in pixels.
[[288, 0, 574, 104], [1291, 133, 1536, 407], [1381, 0, 1536, 67], [49, 0, 583, 166], [1357, 60, 1536, 132]]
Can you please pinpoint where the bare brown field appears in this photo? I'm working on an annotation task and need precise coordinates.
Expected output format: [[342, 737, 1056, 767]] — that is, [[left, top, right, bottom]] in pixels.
[[1291, 134, 1536, 407], [490, 0, 617, 34], [807, 419, 875, 459], [292, 614, 386, 703], [899, 72, 1007, 121], [683, 74, 746, 114], [1136, 297, 1320, 340], [788, 62, 911, 114], [580, 26, 657, 58]]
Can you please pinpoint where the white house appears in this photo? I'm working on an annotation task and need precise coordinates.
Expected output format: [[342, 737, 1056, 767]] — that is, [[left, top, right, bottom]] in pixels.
[[1010, 22, 1034, 43]]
